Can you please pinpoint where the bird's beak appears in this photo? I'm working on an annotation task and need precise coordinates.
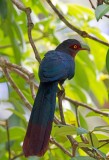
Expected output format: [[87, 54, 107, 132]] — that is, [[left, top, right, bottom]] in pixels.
[[80, 44, 90, 52]]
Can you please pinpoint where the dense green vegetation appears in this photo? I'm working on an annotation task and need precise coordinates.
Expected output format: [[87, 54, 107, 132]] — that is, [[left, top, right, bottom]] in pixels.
[[0, 0, 109, 160]]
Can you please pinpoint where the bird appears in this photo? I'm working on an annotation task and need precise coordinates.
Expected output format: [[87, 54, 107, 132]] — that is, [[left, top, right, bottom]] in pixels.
[[23, 39, 89, 157]]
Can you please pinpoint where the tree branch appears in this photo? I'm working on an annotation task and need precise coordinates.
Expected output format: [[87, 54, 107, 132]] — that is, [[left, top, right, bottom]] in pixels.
[[65, 97, 109, 117], [0, 58, 32, 110], [46, 0, 109, 46], [89, 0, 96, 9], [57, 90, 78, 157], [50, 138, 72, 157], [6, 120, 11, 160], [11, 0, 41, 63], [10, 152, 24, 160]]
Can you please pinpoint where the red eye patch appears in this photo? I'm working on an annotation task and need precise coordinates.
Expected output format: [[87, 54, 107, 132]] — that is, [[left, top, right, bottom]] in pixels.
[[69, 44, 81, 50]]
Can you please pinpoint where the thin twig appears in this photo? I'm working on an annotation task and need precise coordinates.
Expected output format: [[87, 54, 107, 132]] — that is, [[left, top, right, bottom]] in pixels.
[[46, 0, 109, 46], [29, 79, 35, 99], [50, 138, 72, 157], [89, 0, 95, 9], [6, 120, 11, 160], [9, 68, 29, 80], [25, 8, 41, 63], [57, 90, 78, 157], [89, 132, 96, 157], [11, 0, 41, 63], [0, 58, 32, 110], [4, 68, 32, 110], [57, 92, 66, 124], [10, 152, 24, 160], [5, 62, 39, 90], [65, 97, 109, 117], [98, 141, 109, 149], [6, 61, 32, 77]]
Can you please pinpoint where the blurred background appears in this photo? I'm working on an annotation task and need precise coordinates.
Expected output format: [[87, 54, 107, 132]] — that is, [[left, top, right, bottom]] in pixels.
[[0, 0, 109, 159]]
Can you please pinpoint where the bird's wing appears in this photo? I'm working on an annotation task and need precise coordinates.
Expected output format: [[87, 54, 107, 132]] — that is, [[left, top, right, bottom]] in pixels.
[[39, 50, 75, 82]]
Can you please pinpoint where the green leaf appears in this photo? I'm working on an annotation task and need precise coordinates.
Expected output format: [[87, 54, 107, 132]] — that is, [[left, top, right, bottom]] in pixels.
[[106, 49, 109, 73], [9, 127, 25, 140], [77, 127, 88, 135], [94, 125, 109, 133], [67, 4, 94, 21], [87, 133, 99, 148], [95, 4, 109, 21], [93, 148, 106, 159], [0, 126, 25, 143], [32, 0, 48, 15], [94, 128, 109, 133], [7, 25, 22, 64], [0, 0, 8, 19], [74, 58, 89, 90], [7, 108, 26, 124], [94, 125, 109, 129], [78, 142, 91, 148], [78, 112, 88, 130], [86, 111, 99, 117], [54, 125, 77, 136], [13, 21, 25, 51], [71, 156, 96, 160]]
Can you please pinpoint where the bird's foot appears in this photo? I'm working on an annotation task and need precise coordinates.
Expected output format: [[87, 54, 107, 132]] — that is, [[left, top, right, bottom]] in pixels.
[[57, 86, 65, 99]]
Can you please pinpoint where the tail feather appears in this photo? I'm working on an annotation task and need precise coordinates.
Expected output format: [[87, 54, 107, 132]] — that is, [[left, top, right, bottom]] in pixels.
[[23, 82, 58, 157]]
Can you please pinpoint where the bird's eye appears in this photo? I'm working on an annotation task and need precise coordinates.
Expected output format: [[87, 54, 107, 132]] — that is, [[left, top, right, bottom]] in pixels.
[[73, 45, 77, 49], [69, 44, 79, 50]]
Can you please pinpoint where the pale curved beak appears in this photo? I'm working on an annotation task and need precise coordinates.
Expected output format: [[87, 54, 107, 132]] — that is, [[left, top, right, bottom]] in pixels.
[[81, 44, 90, 52]]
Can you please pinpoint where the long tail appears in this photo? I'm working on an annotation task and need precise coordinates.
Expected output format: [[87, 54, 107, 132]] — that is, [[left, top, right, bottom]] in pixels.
[[23, 82, 58, 157]]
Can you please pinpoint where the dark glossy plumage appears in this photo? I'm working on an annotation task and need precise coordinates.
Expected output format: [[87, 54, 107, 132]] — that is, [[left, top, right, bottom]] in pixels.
[[23, 39, 85, 157], [39, 50, 75, 82]]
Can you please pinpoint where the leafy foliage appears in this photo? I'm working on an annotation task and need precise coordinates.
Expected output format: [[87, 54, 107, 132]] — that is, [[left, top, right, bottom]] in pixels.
[[0, 0, 109, 160], [95, 4, 109, 20]]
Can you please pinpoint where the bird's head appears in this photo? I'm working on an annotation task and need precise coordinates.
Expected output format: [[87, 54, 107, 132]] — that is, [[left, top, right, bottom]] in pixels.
[[56, 39, 90, 58]]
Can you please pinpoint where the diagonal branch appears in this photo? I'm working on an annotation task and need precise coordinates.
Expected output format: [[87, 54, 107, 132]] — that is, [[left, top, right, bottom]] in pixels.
[[0, 58, 32, 110], [46, 0, 109, 46], [65, 97, 109, 117], [50, 138, 72, 157]]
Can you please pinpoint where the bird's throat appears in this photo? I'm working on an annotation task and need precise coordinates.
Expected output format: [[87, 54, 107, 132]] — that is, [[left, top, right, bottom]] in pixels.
[[71, 52, 76, 58]]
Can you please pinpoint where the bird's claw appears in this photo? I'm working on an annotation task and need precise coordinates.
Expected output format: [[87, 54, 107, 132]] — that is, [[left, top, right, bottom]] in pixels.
[[57, 87, 65, 98]]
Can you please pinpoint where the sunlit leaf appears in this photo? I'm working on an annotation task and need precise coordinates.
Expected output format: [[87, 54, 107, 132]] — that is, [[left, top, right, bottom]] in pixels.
[[86, 111, 99, 117], [78, 112, 88, 130], [72, 156, 96, 160], [87, 133, 99, 148], [54, 125, 77, 136], [9, 127, 25, 140], [78, 142, 91, 148], [106, 49, 109, 73], [67, 4, 94, 21]]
